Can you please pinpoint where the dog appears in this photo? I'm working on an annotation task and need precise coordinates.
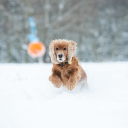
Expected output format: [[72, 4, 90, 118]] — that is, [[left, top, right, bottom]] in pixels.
[[49, 39, 87, 91]]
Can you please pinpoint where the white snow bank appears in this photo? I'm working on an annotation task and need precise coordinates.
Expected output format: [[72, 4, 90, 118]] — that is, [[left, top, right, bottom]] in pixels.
[[0, 62, 128, 128]]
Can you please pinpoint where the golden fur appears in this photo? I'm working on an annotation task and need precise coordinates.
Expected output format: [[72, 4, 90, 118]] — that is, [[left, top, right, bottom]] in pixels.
[[49, 39, 87, 91]]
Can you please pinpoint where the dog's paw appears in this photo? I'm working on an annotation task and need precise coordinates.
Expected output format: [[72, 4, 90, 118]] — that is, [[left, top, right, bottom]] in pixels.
[[49, 75, 62, 88], [77, 75, 81, 80], [53, 80, 62, 88], [54, 83, 61, 88], [49, 75, 52, 81], [66, 82, 77, 91]]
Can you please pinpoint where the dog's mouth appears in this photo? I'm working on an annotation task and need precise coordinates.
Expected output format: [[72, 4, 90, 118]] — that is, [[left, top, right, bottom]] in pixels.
[[57, 57, 65, 62], [58, 58, 64, 62]]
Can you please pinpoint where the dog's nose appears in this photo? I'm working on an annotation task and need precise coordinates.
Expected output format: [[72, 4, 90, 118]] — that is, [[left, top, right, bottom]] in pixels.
[[58, 54, 63, 58]]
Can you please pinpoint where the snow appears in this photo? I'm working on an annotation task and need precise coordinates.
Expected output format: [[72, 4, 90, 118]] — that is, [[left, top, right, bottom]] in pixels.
[[0, 62, 128, 128]]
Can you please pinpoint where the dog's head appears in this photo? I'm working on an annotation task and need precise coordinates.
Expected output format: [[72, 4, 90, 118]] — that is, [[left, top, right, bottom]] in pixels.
[[49, 39, 77, 64]]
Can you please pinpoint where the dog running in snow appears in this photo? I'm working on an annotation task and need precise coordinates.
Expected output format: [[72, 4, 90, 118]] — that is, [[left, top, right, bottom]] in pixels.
[[49, 39, 87, 91]]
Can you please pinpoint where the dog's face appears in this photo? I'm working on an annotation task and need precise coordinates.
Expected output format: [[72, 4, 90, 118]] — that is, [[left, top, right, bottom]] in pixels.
[[49, 39, 77, 64], [54, 43, 68, 62]]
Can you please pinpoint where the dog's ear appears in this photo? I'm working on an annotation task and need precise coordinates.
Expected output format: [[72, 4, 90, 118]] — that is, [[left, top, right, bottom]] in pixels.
[[68, 40, 77, 63], [49, 41, 59, 64]]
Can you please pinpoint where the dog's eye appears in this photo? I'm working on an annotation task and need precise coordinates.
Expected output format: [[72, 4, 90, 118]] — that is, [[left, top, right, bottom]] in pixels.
[[64, 48, 66, 50], [56, 48, 58, 50]]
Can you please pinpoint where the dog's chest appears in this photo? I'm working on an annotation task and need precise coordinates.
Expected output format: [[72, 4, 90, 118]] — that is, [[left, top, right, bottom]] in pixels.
[[59, 66, 70, 78], [63, 69, 69, 76]]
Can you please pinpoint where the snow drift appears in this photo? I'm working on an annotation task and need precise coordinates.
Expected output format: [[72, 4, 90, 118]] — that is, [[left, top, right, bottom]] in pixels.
[[0, 62, 128, 128]]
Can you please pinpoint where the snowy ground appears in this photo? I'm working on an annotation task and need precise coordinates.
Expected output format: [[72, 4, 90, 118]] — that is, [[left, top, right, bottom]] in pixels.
[[0, 62, 128, 128]]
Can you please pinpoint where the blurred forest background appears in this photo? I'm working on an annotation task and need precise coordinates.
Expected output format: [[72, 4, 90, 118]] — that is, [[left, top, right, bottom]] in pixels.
[[0, 0, 128, 63]]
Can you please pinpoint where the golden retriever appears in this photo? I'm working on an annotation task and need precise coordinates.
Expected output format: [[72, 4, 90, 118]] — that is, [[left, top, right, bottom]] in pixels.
[[49, 39, 87, 91]]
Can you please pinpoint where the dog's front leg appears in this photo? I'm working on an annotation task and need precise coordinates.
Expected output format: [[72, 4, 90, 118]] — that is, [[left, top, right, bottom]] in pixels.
[[67, 68, 80, 90], [49, 70, 62, 88]]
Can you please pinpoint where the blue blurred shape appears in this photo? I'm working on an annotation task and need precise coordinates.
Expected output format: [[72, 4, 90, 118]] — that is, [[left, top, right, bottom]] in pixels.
[[28, 17, 36, 35], [28, 34, 39, 42], [28, 17, 40, 42]]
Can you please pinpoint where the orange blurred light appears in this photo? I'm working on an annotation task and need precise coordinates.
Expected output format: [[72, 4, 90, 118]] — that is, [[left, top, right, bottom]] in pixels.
[[27, 42, 46, 58]]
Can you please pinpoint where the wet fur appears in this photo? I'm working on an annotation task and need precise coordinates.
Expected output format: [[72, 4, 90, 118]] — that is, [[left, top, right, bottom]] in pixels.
[[49, 39, 87, 91]]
